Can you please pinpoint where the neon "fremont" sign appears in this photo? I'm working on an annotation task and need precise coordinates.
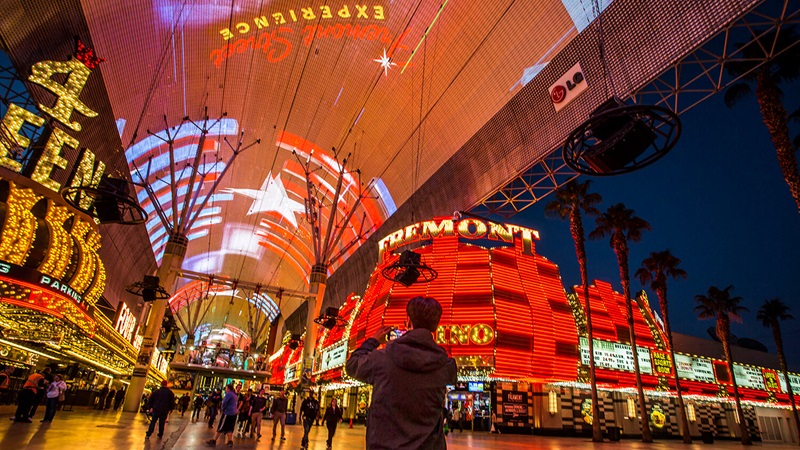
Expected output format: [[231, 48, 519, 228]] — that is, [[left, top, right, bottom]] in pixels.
[[378, 217, 539, 260]]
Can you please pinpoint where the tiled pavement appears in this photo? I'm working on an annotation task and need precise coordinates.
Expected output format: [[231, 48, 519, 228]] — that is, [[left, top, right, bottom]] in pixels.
[[0, 407, 797, 449]]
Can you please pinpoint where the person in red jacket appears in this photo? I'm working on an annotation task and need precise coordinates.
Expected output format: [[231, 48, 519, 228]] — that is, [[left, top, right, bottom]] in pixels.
[[346, 296, 457, 450]]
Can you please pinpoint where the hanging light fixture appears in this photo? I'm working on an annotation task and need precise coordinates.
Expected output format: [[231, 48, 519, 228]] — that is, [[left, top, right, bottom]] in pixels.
[[381, 249, 438, 287], [314, 307, 346, 330], [61, 174, 148, 225], [561, 0, 681, 177]]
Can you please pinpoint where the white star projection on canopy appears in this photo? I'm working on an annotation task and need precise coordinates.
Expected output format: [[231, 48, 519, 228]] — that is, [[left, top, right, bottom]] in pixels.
[[224, 173, 305, 228]]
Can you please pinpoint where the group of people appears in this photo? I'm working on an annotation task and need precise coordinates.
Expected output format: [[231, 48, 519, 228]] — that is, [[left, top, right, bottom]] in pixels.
[[9, 367, 68, 423], [149, 295, 457, 449], [95, 383, 126, 410]]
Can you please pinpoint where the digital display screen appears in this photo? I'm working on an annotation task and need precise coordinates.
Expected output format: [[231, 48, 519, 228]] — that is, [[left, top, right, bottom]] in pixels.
[[468, 382, 484, 392]]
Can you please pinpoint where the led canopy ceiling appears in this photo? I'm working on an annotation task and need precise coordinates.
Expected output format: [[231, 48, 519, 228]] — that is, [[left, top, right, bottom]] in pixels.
[[78, 0, 612, 321]]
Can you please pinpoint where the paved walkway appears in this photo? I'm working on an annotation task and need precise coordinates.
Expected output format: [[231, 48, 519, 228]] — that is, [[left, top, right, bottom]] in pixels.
[[0, 407, 797, 449]]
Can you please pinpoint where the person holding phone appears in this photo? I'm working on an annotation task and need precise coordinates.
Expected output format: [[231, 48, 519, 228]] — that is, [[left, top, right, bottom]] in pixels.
[[346, 296, 457, 449]]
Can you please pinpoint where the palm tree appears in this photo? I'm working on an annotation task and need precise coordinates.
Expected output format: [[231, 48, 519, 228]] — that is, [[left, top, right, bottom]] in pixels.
[[590, 203, 652, 442], [724, 26, 800, 212], [694, 286, 751, 445], [635, 250, 691, 444], [756, 298, 800, 444], [545, 180, 603, 442]]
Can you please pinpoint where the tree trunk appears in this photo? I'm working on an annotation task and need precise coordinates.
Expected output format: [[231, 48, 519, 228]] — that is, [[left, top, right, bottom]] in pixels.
[[614, 236, 652, 443], [756, 70, 800, 212], [771, 320, 800, 446], [571, 210, 603, 442], [656, 285, 692, 444], [720, 315, 752, 445]]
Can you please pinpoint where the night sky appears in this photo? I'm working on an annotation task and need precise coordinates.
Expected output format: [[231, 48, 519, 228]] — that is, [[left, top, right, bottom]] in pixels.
[[515, 86, 800, 370]]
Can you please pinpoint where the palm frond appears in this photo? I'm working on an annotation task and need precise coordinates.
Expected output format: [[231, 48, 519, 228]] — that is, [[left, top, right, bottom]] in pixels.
[[724, 83, 753, 108]]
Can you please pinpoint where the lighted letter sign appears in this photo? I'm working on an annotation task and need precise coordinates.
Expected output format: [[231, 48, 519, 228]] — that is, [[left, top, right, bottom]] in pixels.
[[378, 218, 539, 261], [651, 350, 673, 376], [115, 303, 137, 342], [0, 43, 108, 197], [778, 373, 800, 395], [762, 369, 780, 392], [549, 62, 588, 112], [435, 324, 495, 346], [579, 337, 652, 375], [319, 341, 348, 372], [733, 364, 766, 390], [674, 354, 716, 383]]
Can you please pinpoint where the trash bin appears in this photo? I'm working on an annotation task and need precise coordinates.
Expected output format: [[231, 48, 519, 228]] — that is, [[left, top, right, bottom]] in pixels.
[[701, 431, 714, 444], [608, 426, 622, 442], [286, 412, 297, 425]]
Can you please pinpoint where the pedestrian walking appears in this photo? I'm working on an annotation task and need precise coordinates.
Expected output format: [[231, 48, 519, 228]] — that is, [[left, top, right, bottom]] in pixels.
[[236, 389, 252, 437], [113, 388, 125, 410], [98, 384, 109, 410], [452, 408, 462, 432], [299, 392, 320, 450], [145, 380, 175, 440], [192, 394, 204, 422], [206, 384, 238, 447], [323, 398, 343, 450], [346, 296, 457, 449], [270, 390, 288, 442], [178, 393, 190, 417], [208, 389, 221, 428], [42, 374, 67, 422], [249, 389, 267, 440], [105, 386, 115, 410]]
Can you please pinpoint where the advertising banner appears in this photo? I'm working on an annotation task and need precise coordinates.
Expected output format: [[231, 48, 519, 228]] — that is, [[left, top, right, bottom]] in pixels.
[[320, 341, 348, 372], [733, 364, 766, 390], [502, 390, 528, 424], [579, 337, 652, 374], [674, 354, 716, 383]]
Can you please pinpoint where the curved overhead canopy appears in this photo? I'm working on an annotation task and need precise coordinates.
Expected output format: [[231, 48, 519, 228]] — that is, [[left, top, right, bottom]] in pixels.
[[81, 0, 609, 290]]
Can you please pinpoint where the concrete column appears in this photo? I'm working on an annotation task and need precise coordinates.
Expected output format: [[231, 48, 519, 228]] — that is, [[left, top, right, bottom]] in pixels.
[[122, 233, 187, 413]]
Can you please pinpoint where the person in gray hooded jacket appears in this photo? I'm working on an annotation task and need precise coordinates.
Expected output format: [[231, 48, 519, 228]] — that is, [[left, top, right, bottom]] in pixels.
[[346, 296, 457, 450]]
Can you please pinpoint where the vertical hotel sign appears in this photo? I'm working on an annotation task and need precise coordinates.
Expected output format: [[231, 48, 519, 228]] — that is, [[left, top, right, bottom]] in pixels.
[[0, 40, 108, 206]]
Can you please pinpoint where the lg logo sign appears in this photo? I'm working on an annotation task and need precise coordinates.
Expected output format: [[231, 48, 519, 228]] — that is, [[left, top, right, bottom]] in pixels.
[[548, 63, 588, 112]]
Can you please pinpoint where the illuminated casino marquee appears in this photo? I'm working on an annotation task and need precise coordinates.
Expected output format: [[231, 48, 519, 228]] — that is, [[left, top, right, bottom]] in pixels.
[[0, 42, 109, 205], [377, 217, 540, 261]]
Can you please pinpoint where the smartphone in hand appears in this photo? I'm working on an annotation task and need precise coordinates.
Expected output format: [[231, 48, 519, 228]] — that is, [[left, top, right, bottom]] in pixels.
[[388, 328, 407, 341]]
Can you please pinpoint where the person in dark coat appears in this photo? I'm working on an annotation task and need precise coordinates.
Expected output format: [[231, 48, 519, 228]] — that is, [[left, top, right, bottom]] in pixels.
[[192, 394, 204, 422], [299, 392, 320, 450], [145, 380, 175, 440], [323, 398, 344, 450], [346, 296, 457, 450], [113, 388, 126, 410], [178, 393, 191, 416], [98, 384, 109, 410], [208, 389, 222, 428], [105, 386, 116, 410]]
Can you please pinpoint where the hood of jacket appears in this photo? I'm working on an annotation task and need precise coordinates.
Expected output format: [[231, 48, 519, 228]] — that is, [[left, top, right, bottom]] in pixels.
[[386, 328, 450, 373]]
